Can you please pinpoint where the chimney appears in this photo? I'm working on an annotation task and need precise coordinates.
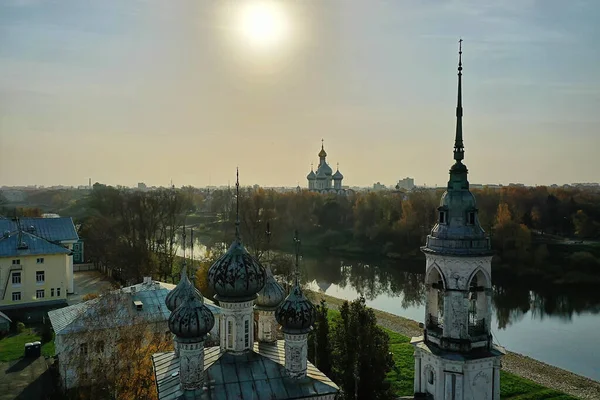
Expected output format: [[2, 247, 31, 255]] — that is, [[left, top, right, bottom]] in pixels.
[[143, 276, 152, 285]]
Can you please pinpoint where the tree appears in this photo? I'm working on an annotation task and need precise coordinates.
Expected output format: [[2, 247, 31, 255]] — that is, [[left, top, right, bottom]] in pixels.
[[331, 297, 394, 400], [308, 299, 332, 377]]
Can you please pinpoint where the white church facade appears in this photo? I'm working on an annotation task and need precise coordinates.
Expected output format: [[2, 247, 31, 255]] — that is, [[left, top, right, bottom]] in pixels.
[[410, 41, 505, 400]]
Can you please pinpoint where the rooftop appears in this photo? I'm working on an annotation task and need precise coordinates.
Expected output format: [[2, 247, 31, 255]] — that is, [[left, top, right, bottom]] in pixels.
[[0, 231, 72, 258], [0, 217, 79, 243], [48, 280, 220, 336], [152, 341, 339, 400]]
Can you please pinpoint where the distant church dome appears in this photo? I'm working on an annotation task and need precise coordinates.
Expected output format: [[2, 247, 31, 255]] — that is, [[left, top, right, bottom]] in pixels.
[[318, 147, 327, 158], [168, 289, 214, 339], [307, 170, 316, 180], [255, 267, 286, 310], [316, 167, 327, 179], [208, 234, 266, 302], [165, 264, 202, 312], [275, 283, 316, 334], [333, 169, 343, 180]]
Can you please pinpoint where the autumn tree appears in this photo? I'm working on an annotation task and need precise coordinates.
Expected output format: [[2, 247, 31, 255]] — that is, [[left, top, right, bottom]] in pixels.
[[59, 289, 172, 400], [308, 299, 332, 377]]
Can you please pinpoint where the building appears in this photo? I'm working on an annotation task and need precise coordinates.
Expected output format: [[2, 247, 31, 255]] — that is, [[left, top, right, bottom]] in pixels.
[[306, 141, 351, 195], [48, 275, 221, 390], [410, 42, 505, 400], [0, 217, 79, 297], [373, 182, 387, 191], [152, 173, 339, 399], [0, 218, 80, 310], [397, 177, 415, 191]]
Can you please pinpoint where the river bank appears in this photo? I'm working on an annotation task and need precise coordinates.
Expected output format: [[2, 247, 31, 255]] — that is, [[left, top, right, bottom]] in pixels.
[[310, 292, 600, 400]]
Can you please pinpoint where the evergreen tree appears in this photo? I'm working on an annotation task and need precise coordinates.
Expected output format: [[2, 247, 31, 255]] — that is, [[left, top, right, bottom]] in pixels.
[[331, 297, 394, 400], [308, 299, 332, 377]]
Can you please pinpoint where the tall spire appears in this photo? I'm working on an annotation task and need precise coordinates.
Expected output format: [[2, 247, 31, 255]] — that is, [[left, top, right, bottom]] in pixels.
[[235, 167, 241, 240], [454, 38, 464, 163], [293, 230, 301, 286]]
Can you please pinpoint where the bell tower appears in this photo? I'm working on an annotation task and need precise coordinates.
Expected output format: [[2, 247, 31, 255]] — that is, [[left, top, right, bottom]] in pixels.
[[411, 40, 505, 400]]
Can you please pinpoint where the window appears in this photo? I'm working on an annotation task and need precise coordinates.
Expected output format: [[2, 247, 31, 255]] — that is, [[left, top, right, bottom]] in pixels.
[[227, 320, 234, 349], [428, 370, 434, 384], [12, 272, 21, 285], [12, 259, 20, 265], [439, 211, 446, 224], [467, 211, 476, 225], [80, 343, 88, 356], [36, 257, 44, 264], [264, 322, 271, 340], [95, 341, 105, 354], [12, 292, 21, 301], [57, 288, 61, 297], [51, 288, 55, 297], [244, 319, 250, 348], [36, 289, 45, 299], [36, 271, 45, 283]]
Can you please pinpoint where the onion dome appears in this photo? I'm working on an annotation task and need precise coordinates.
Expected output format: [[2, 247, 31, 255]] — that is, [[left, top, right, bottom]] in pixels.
[[168, 291, 215, 339], [275, 283, 316, 334], [333, 169, 343, 180], [165, 264, 202, 312], [307, 170, 316, 180], [208, 237, 266, 302], [256, 267, 285, 310], [318, 146, 327, 158]]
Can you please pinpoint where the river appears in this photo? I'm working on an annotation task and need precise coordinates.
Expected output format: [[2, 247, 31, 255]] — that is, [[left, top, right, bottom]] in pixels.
[[178, 236, 600, 382]]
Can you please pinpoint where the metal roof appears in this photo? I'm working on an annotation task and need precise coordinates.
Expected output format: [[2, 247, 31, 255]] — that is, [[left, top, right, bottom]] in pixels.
[[0, 217, 79, 243], [48, 282, 220, 336], [152, 341, 339, 400], [0, 231, 71, 257]]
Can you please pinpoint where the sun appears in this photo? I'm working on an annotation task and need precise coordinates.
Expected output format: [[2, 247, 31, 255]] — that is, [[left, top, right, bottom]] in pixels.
[[239, 1, 288, 50]]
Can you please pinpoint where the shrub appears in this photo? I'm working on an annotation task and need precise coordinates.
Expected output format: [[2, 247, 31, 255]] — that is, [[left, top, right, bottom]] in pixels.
[[16, 322, 26, 333], [82, 293, 99, 301]]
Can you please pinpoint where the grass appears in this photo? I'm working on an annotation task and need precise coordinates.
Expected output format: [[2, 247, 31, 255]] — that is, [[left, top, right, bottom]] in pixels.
[[0, 328, 55, 362], [324, 309, 576, 400]]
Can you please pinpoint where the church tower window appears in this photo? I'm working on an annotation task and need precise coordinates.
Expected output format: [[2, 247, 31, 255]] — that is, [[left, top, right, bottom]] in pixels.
[[244, 319, 250, 348], [439, 211, 446, 224], [467, 211, 476, 225], [227, 319, 234, 349]]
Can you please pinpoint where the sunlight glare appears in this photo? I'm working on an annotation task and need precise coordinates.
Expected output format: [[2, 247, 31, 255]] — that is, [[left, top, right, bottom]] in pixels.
[[239, 1, 289, 50]]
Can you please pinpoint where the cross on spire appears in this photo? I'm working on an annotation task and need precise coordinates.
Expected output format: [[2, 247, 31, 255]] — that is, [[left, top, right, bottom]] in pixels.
[[235, 167, 241, 240], [293, 230, 301, 285], [321, 138, 324, 149]]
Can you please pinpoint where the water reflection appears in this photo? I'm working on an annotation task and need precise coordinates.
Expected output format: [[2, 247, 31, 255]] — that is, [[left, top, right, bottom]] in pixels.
[[299, 255, 600, 329]]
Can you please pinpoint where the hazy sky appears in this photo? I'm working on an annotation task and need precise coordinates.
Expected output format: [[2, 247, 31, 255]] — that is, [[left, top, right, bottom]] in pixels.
[[1, 0, 599, 188]]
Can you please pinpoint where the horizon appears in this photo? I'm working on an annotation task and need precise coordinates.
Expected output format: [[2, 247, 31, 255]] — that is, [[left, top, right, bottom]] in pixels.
[[1, 1, 599, 188]]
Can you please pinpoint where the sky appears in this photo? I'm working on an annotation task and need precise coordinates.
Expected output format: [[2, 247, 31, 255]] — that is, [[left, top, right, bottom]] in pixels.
[[0, 0, 599, 188]]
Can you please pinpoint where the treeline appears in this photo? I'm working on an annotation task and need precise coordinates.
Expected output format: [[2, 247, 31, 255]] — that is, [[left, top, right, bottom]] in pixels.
[[206, 185, 600, 258], [53, 183, 600, 284]]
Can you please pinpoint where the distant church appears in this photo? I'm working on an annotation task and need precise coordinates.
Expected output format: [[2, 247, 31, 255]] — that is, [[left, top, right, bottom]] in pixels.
[[410, 41, 505, 399], [306, 141, 351, 195]]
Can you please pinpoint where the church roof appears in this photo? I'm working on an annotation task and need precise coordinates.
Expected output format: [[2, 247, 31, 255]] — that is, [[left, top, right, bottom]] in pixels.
[[152, 341, 339, 400]]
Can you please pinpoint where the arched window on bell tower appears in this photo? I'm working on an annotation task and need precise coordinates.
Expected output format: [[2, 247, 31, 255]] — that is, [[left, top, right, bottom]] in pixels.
[[467, 270, 490, 337], [425, 266, 445, 335]]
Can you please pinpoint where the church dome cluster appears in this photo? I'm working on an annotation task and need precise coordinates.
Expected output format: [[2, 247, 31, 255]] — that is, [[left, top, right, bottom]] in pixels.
[[306, 140, 350, 195]]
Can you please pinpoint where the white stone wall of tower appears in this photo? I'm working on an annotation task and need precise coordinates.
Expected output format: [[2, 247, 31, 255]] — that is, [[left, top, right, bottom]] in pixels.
[[284, 332, 309, 379], [178, 340, 205, 390], [218, 300, 255, 353], [413, 350, 501, 400], [257, 310, 278, 343]]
